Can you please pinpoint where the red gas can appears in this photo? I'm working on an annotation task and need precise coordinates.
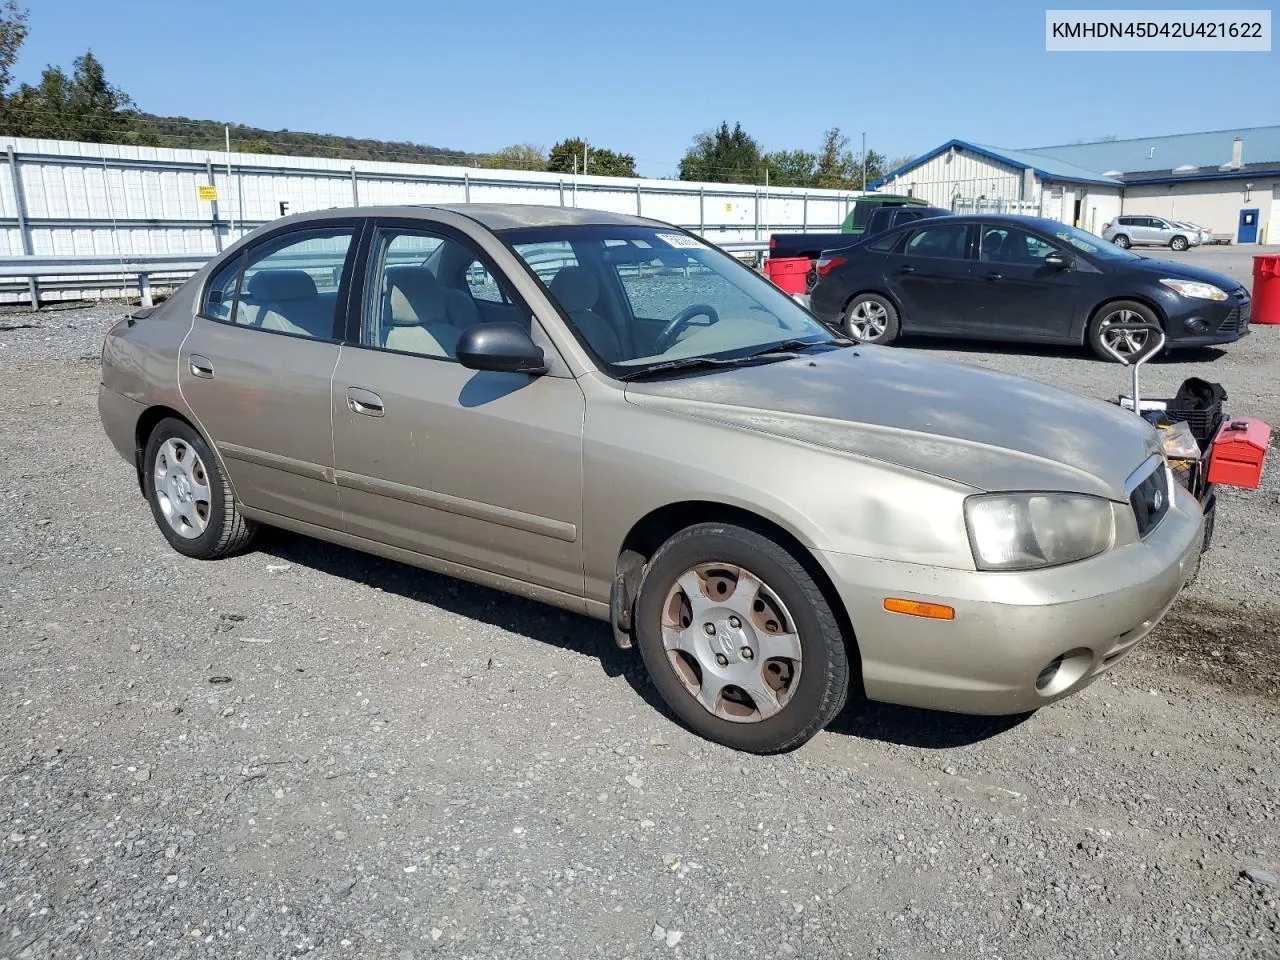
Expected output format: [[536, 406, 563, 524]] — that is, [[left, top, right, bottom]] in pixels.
[[765, 256, 810, 295], [1206, 417, 1272, 489]]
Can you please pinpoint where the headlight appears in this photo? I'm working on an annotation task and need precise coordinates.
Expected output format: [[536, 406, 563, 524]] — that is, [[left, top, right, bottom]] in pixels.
[[964, 493, 1115, 571], [1159, 278, 1227, 301]]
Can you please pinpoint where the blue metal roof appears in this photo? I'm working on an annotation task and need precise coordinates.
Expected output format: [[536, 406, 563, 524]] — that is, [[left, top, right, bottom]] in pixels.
[[870, 139, 1122, 190], [1021, 125, 1280, 175]]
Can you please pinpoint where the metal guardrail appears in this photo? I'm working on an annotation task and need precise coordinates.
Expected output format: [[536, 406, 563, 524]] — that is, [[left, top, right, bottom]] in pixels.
[[0, 240, 774, 308]]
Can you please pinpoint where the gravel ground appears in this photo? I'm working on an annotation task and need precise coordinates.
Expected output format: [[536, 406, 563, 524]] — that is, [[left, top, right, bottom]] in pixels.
[[2, 301, 1279, 960]]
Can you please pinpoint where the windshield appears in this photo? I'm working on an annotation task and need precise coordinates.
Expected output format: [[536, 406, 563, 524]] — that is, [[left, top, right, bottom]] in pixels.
[[1044, 222, 1142, 261], [501, 225, 840, 375]]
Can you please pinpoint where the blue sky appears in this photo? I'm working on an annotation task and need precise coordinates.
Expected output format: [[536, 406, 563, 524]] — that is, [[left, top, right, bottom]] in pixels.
[[14, 0, 1277, 176]]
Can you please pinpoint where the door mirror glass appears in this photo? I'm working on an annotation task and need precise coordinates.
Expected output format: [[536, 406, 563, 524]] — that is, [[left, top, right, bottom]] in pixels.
[[456, 322, 548, 375]]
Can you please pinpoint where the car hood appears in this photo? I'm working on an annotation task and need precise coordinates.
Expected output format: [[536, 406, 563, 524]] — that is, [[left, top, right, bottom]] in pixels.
[[624, 346, 1161, 500], [1128, 255, 1243, 290]]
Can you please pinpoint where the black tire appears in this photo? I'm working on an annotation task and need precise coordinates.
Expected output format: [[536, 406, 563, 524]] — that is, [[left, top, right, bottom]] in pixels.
[[1087, 300, 1163, 363], [142, 417, 257, 559], [1112, 234, 1131, 248], [842, 293, 900, 345], [633, 522, 852, 754], [1170, 235, 1188, 251]]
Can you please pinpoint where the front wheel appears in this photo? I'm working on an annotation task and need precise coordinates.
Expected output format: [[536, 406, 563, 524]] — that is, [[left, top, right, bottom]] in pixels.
[[633, 523, 852, 754], [843, 294, 900, 345], [1087, 300, 1163, 363], [142, 417, 257, 559], [1170, 235, 1188, 251]]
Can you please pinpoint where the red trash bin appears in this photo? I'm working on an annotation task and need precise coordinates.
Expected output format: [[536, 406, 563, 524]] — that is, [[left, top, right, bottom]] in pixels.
[[764, 256, 810, 295], [1252, 254, 1280, 325]]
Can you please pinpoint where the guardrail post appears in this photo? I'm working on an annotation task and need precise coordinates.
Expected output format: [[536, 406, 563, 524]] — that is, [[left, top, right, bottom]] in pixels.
[[636, 182, 643, 215], [698, 187, 705, 235], [138, 272, 152, 308], [754, 190, 760, 241], [205, 159, 223, 252], [802, 194, 808, 231], [464, 170, 471, 204], [350, 167, 359, 206], [558, 180, 565, 207], [6, 146, 39, 308]]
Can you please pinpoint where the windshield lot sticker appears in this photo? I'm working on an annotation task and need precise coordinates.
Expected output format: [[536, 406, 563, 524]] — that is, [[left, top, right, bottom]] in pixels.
[[655, 233, 706, 249]]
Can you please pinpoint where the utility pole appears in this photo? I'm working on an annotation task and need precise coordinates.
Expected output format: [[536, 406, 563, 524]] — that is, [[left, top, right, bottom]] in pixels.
[[861, 131, 867, 191], [583, 140, 590, 176], [224, 125, 235, 235]]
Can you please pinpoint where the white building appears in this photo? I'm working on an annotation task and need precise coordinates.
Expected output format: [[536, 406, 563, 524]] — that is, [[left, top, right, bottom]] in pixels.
[[875, 125, 1280, 244]]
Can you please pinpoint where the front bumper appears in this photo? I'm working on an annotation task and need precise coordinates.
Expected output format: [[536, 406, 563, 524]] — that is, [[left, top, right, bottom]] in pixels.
[[816, 482, 1205, 715]]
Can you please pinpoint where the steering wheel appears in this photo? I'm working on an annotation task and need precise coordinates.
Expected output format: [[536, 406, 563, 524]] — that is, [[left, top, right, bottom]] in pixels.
[[655, 303, 721, 352]]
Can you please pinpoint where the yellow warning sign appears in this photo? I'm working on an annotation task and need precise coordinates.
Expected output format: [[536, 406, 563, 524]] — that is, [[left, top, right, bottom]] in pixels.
[[198, 185, 217, 201]]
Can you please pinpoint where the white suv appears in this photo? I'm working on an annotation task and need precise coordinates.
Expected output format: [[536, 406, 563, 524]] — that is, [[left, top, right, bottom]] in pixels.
[[1102, 216, 1200, 251]]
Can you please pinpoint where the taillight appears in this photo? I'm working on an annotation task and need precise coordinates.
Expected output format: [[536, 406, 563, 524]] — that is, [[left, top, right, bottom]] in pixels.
[[815, 255, 847, 276], [769, 236, 776, 250], [1102, 222, 1111, 231]]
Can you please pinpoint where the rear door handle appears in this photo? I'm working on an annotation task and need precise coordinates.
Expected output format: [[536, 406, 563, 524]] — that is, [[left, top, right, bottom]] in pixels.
[[984, 272, 1004, 281], [346, 386, 385, 418], [189, 354, 215, 379], [898, 264, 916, 274]]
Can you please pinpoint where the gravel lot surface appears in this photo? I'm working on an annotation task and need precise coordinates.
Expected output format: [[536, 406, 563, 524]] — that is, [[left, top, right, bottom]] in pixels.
[[2, 299, 1278, 960]]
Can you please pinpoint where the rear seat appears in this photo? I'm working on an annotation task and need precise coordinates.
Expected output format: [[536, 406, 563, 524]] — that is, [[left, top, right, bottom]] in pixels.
[[239, 269, 333, 337]]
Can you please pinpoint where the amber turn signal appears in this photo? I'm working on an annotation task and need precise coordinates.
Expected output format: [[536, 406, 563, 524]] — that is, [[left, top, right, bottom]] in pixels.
[[883, 598, 956, 620]]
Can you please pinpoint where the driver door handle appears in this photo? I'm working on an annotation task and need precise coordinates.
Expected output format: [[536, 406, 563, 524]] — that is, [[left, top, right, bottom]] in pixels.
[[898, 264, 916, 274], [346, 386, 385, 418], [984, 272, 1003, 281]]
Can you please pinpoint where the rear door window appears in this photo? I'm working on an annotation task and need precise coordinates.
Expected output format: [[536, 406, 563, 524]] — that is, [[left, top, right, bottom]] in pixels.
[[904, 222, 970, 259]]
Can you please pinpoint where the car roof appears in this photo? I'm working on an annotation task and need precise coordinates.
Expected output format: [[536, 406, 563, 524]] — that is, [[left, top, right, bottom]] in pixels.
[[261, 202, 666, 232]]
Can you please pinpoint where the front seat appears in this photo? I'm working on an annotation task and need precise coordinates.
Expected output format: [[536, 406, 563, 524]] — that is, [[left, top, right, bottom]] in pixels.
[[548, 266, 623, 362], [382, 266, 460, 358]]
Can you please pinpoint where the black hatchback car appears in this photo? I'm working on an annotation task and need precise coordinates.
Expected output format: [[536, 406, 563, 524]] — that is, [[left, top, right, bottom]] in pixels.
[[808, 214, 1251, 362]]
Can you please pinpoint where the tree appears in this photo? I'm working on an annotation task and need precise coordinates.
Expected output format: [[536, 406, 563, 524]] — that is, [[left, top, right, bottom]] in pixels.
[[679, 122, 762, 184], [762, 149, 816, 187], [7, 51, 136, 142], [479, 143, 547, 171], [547, 137, 636, 177], [0, 0, 26, 97], [885, 153, 918, 175], [814, 127, 859, 189], [859, 148, 887, 187]]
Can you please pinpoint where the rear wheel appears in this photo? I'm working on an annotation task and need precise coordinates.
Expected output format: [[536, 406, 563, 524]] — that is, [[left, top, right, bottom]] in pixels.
[[143, 417, 257, 559], [1087, 300, 1162, 363], [1112, 234, 1131, 248], [842, 294, 900, 345], [1170, 235, 1189, 251], [633, 523, 852, 754]]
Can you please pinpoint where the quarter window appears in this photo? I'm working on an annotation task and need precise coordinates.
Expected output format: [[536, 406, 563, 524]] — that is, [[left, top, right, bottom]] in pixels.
[[904, 223, 969, 260]]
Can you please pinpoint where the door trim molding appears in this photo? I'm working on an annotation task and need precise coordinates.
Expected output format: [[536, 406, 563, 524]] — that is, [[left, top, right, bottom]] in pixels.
[[219, 442, 335, 483], [334, 469, 578, 542]]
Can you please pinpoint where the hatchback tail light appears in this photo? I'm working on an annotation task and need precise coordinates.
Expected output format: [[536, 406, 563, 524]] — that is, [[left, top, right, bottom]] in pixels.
[[815, 255, 847, 276], [1102, 222, 1111, 231]]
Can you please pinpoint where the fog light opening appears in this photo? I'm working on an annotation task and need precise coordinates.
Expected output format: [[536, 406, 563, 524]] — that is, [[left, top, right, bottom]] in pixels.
[[1036, 656, 1064, 691], [1182, 317, 1209, 334], [1035, 647, 1095, 697]]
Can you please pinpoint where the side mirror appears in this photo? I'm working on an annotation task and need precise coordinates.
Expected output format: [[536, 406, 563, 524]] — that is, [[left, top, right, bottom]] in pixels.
[[456, 322, 548, 375], [1044, 252, 1071, 269]]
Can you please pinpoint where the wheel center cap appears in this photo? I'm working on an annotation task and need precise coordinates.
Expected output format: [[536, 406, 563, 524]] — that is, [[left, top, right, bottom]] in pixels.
[[172, 473, 192, 503]]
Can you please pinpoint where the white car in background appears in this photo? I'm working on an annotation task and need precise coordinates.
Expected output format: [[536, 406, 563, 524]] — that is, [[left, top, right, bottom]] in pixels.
[[1173, 221, 1213, 245]]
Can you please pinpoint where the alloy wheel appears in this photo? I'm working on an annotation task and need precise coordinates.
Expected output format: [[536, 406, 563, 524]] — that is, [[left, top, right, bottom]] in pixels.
[[661, 563, 803, 723], [1099, 309, 1151, 357], [847, 300, 888, 340]]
